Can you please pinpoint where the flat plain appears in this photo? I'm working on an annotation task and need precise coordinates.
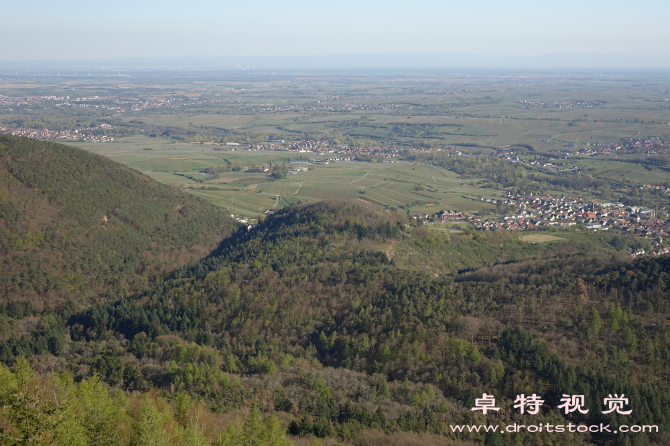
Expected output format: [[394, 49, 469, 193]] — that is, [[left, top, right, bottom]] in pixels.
[[2, 68, 669, 218]]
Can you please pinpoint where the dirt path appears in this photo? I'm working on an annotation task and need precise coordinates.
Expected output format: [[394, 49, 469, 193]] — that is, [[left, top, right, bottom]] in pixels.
[[351, 170, 373, 184]]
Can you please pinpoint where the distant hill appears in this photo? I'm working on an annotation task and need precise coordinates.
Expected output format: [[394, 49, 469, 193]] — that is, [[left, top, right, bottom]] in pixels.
[[0, 135, 237, 309]]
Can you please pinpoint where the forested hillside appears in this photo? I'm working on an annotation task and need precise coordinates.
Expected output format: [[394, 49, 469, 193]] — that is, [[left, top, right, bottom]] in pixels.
[[1, 143, 669, 445], [0, 135, 238, 309]]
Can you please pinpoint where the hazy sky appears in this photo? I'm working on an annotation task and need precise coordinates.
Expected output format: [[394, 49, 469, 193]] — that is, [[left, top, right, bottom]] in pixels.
[[3, 0, 669, 61]]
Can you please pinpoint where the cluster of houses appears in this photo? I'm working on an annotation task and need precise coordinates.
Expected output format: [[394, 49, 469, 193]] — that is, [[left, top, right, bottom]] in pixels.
[[412, 209, 464, 222], [230, 214, 256, 231], [651, 246, 670, 257], [288, 166, 309, 175], [235, 139, 406, 161], [625, 245, 670, 258], [288, 140, 330, 151], [403, 192, 670, 259], [620, 137, 670, 155], [260, 103, 411, 112], [130, 99, 183, 111], [496, 151, 581, 172], [516, 99, 606, 109], [479, 197, 515, 206], [0, 126, 114, 142], [336, 145, 404, 160], [244, 143, 284, 151], [424, 88, 469, 95], [552, 137, 670, 157], [621, 239, 670, 258], [230, 214, 249, 225], [0, 93, 217, 114], [283, 140, 405, 161], [436, 210, 463, 220], [0, 94, 62, 108], [640, 184, 670, 192], [628, 248, 647, 258], [471, 192, 664, 237]]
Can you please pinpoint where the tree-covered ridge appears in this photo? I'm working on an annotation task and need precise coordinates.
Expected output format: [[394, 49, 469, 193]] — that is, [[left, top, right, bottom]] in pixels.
[[0, 135, 238, 308], [208, 199, 625, 278], [33, 201, 661, 445], [2, 183, 669, 445]]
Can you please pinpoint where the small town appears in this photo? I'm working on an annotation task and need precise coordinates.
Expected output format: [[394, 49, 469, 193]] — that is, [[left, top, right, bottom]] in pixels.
[[411, 191, 669, 258], [235, 139, 407, 160], [556, 137, 670, 156], [0, 94, 225, 113], [471, 191, 657, 231], [260, 103, 413, 112], [516, 99, 606, 108], [0, 126, 114, 142]]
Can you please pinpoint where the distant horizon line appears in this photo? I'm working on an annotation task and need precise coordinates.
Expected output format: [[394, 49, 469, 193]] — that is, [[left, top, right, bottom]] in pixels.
[[2, 52, 670, 70]]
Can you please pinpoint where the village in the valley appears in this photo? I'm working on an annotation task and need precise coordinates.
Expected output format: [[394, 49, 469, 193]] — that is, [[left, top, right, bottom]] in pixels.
[[418, 191, 669, 258]]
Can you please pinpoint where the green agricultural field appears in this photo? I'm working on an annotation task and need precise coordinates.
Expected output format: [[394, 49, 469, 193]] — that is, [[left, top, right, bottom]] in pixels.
[[128, 114, 265, 129], [72, 134, 504, 217], [187, 187, 278, 216], [424, 221, 470, 233], [73, 137, 290, 179], [73, 136, 503, 217], [519, 233, 565, 243], [220, 160, 500, 217], [569, 158, 670, 184]]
